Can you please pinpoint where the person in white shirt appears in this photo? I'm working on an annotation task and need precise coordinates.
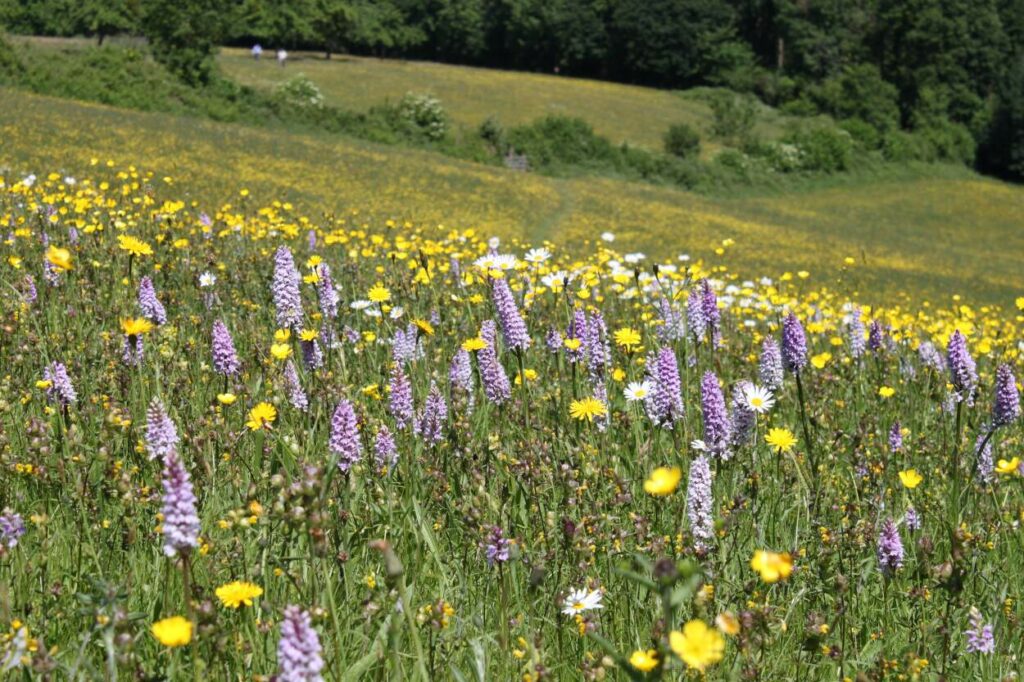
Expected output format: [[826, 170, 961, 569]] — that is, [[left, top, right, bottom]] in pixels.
[[277, 49, 287, 67]]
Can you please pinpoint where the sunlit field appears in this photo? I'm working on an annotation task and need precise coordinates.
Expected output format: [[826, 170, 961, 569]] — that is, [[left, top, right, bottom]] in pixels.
[[2, 89, 1023, 308], [0, 92, 1023, 678]]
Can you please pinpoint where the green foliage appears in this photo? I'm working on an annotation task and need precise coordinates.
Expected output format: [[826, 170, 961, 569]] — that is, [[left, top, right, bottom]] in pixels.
[[272, 73, 324, 110], [663, 123, 701, 159], [506, 115, 618, 169], [708, 91, 756, 144], [140, 0, 225, 85], [784, 125, 854, 172], [979, 53, 1024, 180], [814, 64, 900, 133], [396, 92, 448, 141]]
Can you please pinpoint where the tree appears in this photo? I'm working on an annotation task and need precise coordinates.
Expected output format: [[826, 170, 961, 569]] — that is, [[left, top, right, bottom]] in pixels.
[[73, 0, 139, 45], [312, 0, 355, 59], [610, 0, 738, 86], [979, 53, 1024, 179], [140, 0, 226, 85]]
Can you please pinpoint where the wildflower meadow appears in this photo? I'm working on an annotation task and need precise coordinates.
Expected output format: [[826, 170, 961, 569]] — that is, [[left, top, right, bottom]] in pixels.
[[0, 166, 1022, 681]]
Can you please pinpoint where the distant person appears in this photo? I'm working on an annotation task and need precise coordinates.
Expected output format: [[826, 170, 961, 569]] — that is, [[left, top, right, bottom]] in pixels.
[[277, 49, 288, 67], [251, 43, 262, 60]]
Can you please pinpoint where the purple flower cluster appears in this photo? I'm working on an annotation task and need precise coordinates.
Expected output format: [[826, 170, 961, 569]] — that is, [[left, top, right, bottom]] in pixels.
[[946, 330, 977, 401], [992, 364, 1020, 428], [965, 608, 995, 654], [656, 298, 684, 343], [647, 347, 684, 429], [121, 335, 144, 367], [44, 361, 76, 406], [781, 312, 807, 373], [301, 336, 323, 370], [211, 320, 240, 378], [484, 525, 510, 567], [848, 307, 866, 358], [160, 453, 200, 557], [272, 245, 303, 330], [329, 399, 362, 473], [702, 280, 721, 347], [414, 382, 448, 446], [917, 341, 945, 373], [868, 320, 886, 353], [146, 398, 179, 460], [478, 321, 511, 405], [974, 432, 994, 484], [138, 276, 167, 325], [687, 285, 707, 342], [392, 324, 420, 364], [565, 311, 586, 364], [759, 337, 783, 391], [284, 360, 309, 412], [315, 264, 339, 320], [449, 349, 474, 411], [729, 381, 755, 448], [491, 277, 531, 351], [686, 455, 714, 552], [388, 364, 414, 429], [700, 372, 731, 458], [876, 517, 903, 574], [888, 421, 903, 452], [277, 605, 325, 682], [373, 426, 398, 471], [0, 511, 25, 549]]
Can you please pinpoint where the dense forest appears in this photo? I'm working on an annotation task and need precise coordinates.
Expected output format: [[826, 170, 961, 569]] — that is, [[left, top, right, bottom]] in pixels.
[[2, 0, 1022, 180]]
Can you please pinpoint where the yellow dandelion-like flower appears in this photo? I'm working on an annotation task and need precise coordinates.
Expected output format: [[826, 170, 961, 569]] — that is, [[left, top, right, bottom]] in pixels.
[[121, 317, 154, 337], [246, 402, 277, 431], [368, 284, 391, 303], [750, 550, 794, 583], [643, 466, 682, 496], [569, 397, 607, 422], [669, 620, 725, 671], [151, 616, 192, 647], [215, 581, 263, 608], [117, 235, 153, 257], [45, 245, 73, 271]]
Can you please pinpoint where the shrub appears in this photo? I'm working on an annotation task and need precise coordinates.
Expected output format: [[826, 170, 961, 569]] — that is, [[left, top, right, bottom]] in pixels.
[[839, 118, 882, 150], [709, 92, 756, 144], [273, 74, 325, 111], [397, 92, 448, 141], [478, 116, 505, 149], [785, 126, 853, 172], [506, 116, 617, 169], [662, 123, 701, 158], [814, 64, 900, 133]]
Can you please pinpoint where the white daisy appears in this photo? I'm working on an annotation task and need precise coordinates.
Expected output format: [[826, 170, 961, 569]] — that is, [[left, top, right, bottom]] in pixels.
[[691, 439, 708, 452], [473, 254, 519, 271], [742, 385, 775, 413], [624, 381, 653, 402], [524, 248, 551, 264], [624, 252, 646, 264], [541, 271, 570, 289], [198, 272, 217, 288], [561, 588, 603, 616], [388, 306, 405, 320], [600, 232, 615, 243], [350, 300, 372, 310]]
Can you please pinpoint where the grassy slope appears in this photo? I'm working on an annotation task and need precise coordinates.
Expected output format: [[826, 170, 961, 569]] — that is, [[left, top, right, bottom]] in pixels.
[[218, 48, 798, 152], [2, 89, 1021, 307]]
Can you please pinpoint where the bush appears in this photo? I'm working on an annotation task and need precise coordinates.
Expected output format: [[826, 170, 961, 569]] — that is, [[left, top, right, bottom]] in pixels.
[[838, 118, 882, 150], [478, 116, 504, 149], [814, 64, 900, 133], [916, 119, 975, 165], [506, 116, 617, 169], [397, 92, 448, 141], [662, 123, 701, 158], [0, 35, 22, 79], [709, 92, 756, 143], [784, 126, 853, 172], [272, 74, 324, 111]]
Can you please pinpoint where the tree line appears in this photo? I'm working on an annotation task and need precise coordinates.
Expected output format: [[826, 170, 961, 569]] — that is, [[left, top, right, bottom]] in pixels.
[[1, 0, 1022, 180]]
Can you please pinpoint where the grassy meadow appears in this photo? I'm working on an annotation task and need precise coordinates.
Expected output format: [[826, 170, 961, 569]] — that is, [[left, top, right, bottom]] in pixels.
[[218, 48, 795, 152], [0, 34, 1023, 681], [2, 89, 1023, 308]]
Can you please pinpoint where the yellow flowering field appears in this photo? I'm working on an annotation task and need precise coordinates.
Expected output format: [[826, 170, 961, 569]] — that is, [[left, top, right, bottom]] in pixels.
[[2, 88, 1022, 308], [0, 108, 1022, 679]]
